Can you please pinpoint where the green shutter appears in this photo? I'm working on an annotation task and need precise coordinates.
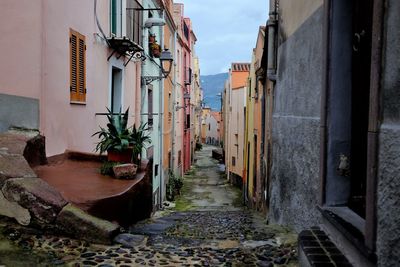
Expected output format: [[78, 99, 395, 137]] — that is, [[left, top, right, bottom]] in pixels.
[[111, 0, 117, 35]]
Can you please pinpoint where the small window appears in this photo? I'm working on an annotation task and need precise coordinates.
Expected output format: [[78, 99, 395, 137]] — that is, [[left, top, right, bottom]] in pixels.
[[255, 78, 260, 100], [209, 124, 211, 131], [126, 0, 143, 45], [232, 156, 236, 166], [110, 0, 122, 36], [186, 114, 190, 129], [70, 29, 86, 103], [178, 150, 182, 165], [148, 85, 153, 126]]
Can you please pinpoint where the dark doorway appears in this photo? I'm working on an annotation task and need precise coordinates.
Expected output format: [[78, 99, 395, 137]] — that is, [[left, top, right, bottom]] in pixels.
[[246, 142, 250, 202], [253, 135, 257, 201], [348, 0, 374, 218], [325, 0, 373, 219], [111, 67, 122, 113]]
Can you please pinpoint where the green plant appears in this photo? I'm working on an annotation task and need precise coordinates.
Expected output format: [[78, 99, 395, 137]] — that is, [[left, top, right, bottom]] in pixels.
[[100, 161, 120, 176], [93, 108, 132, 154], [166, 171, 184, 201], [195, 142, 203, 151], [130, 122, 152, 165]]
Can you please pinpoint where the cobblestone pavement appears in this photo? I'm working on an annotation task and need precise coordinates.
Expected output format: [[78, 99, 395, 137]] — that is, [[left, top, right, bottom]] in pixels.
[[0, 145, 298, 266]]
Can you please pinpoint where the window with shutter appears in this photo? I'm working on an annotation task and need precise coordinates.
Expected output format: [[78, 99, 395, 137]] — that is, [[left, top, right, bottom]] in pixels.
[[70, 29, 86, 103]]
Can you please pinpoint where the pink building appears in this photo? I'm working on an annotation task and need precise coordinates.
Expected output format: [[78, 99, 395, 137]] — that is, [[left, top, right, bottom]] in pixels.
[[0, 0, 143, 157], [173, 3, 194, 174]]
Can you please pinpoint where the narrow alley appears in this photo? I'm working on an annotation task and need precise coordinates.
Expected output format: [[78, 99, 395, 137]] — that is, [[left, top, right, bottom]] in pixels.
[[0, 146, 297, 266]]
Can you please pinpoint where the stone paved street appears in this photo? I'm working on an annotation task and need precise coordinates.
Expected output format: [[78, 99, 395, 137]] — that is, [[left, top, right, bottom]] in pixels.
[[0, 145, 298, 266]]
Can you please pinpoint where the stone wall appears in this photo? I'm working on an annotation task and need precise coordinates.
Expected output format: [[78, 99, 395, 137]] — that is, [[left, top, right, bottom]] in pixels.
[[376, 0, 400, 265], [269, 7, 323, 231], [0, 94, 39, 132]]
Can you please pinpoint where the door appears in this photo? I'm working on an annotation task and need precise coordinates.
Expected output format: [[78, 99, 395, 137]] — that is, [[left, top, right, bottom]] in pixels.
[[348, 0, 373, 218]]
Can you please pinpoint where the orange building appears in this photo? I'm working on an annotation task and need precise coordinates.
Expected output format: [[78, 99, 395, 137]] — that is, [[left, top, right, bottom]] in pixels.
[[224, 63, 250, 187]]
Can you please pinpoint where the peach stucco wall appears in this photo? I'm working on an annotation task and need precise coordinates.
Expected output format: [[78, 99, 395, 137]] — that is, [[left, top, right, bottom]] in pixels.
[[232, 71, 249, 90], [0, 0, 43, 100], [0, 0, 141, 156], [228, 87, 246, 177], [163, 19, 174, 171]]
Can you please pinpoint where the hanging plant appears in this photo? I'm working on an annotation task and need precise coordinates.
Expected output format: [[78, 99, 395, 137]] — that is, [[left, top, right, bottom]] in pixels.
[[150, 42, 161, 58]]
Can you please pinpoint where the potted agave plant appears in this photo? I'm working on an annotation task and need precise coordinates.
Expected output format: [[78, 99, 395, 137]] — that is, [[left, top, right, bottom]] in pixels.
[[93, 108, 133, 163]]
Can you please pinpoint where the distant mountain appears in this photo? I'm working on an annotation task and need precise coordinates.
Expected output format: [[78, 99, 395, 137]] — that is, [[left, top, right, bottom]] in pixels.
[[200, 72, 228, 111]]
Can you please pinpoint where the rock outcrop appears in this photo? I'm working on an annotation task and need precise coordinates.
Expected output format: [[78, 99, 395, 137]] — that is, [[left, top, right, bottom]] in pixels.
[[0, 131, 122, 244], [0, 153, 37, 182], [2, 178, 67, 225], [0, 190, 31, 225]]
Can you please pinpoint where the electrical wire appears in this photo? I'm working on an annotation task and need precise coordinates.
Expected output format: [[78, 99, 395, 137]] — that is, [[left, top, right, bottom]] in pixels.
[[94, 0, 111, 47]]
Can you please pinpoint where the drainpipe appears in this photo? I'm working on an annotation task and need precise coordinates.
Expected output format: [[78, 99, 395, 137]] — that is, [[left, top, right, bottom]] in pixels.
[[171, 31, 177, 175], [158, 9, 164, 209], [267, 0, 278, 80]]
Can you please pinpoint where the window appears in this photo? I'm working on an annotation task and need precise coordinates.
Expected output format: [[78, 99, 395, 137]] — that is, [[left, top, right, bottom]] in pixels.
[[126, 0, 143, 45], [70, 29, 86, 103], [111, 67, 122, 113], [255, 78, 259, 100], [208, 124, 210, 131], [110, 0, 122, 36], [183, 21, 190, 41], [148, 85, 153, 126], [232, 156, 236, 166], [186, 114, 190, 129], [178, 150, 182, 165]]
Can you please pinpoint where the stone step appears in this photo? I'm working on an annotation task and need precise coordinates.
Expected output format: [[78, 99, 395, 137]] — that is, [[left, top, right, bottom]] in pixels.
[[298, 227, 353, 267]]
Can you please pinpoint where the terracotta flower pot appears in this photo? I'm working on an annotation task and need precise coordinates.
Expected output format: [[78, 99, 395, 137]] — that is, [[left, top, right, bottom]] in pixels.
[[149, 35, 156, 43], [107, 149, 133, 163], [152, 48, 160, 58]]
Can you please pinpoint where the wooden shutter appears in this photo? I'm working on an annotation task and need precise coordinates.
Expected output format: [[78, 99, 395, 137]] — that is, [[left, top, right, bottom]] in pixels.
[[70, 29, 86, 103]]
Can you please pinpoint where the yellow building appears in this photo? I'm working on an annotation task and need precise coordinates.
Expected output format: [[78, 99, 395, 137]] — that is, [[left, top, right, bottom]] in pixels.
[[244, 26, 266, 211]]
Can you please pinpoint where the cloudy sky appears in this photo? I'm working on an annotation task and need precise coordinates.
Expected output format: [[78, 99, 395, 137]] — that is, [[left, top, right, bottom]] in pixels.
[[175, 0, 269, 75]]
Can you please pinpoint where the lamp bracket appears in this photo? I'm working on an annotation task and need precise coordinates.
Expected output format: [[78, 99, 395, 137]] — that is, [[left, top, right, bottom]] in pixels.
[[142, 75, 165, 85]]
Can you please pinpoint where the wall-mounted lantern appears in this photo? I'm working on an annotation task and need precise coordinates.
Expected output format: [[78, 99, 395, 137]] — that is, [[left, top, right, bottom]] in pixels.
[[142, 49, 174, 85]]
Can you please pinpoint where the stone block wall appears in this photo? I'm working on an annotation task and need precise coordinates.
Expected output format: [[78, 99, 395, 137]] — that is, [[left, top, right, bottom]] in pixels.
[[0, 94, 39, 132]]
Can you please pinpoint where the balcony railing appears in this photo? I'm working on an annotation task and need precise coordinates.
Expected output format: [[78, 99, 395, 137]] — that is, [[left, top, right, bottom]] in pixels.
[[106, 0, 143, 64]]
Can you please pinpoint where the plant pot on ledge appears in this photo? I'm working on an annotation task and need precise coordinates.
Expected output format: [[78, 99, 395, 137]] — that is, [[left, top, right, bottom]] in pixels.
[[107, 149, 133, 163], [150, 42, 161, 58], [152, 48, 160, 58]]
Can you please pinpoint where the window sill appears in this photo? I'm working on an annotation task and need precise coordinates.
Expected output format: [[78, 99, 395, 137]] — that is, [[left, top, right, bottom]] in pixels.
[[70, 101, 86, 105], [318, 206, 376, 262]]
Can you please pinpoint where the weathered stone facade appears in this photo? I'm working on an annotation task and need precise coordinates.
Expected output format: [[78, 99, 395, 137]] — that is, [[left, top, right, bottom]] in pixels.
[[267, 0, 400, 266], [269, 6, 323, 231], [376, 0, 400, 265]]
